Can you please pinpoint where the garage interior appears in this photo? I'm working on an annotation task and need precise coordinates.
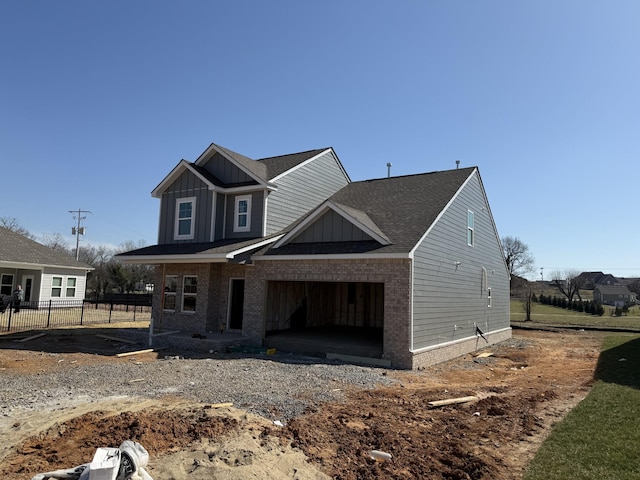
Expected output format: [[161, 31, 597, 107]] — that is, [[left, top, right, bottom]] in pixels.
[[263, 281, 385, 361]]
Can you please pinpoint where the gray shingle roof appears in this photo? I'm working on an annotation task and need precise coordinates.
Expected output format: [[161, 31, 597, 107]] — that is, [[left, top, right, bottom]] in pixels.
[[267, 167, 477, 256], [257, 149, 329, 180], [0, 227, 92, 269]]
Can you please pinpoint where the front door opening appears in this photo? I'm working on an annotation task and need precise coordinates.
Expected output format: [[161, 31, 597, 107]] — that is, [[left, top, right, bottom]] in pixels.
[[228, 279, 245, 330]]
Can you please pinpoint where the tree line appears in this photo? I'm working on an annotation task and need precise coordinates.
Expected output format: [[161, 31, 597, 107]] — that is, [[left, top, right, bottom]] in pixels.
[[1, 216, 153, 298]]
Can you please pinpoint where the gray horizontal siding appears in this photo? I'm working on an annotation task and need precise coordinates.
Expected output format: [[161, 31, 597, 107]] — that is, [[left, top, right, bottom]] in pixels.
[[412, 172, 509, 350], [158, 170, 213, 244], [292, 209, 373, 243], [266, 150, 349, 235]]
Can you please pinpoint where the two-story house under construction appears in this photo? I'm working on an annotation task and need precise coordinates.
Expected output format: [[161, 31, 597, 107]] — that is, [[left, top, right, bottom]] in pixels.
[[117, 142, 511, 369]]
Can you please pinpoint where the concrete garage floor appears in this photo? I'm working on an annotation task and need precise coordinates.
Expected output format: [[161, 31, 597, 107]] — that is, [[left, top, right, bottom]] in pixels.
[[264, 326, 388, 366]]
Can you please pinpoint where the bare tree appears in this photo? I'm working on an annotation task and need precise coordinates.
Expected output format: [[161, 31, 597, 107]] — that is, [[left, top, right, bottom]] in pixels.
[[0, 217, 35, 239], [550, 269, 586, 303], [502, 236, 535, 277], [40, 233, 71, 252]]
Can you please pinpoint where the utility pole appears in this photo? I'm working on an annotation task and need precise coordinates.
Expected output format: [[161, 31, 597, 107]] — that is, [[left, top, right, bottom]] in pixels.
[[69, 209, 91, 260]]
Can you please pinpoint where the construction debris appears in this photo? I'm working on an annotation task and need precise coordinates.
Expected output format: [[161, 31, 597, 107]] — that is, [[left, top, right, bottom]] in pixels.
[[116, 349, 155, 358], [428, 395, 479, 408], [30, 440, 152, 480], [96, 334, 138, 345], [16, 332, 47, 343]]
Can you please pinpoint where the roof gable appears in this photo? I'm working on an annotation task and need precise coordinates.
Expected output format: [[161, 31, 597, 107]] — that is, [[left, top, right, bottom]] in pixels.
[[268, 167, 477, 255], [274, 201, 391, 247], [0, 227, 92, 270]]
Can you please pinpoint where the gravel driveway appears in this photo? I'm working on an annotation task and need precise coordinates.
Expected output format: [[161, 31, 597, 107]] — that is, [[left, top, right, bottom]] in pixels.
[[0, 352, 396, 421]]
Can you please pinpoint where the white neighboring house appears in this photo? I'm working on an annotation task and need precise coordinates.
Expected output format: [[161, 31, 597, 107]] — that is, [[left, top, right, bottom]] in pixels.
[[0, 227, 93, 306]]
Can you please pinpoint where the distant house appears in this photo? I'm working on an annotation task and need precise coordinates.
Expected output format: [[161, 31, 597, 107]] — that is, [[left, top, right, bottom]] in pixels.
[[593, 285, 637, 307], [576, 271, 618, 289], [117, 142, 511, 369], [0, 227, 93, 305]]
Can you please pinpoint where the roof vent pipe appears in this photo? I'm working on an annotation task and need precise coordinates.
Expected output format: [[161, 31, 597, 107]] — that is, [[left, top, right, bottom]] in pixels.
[[456, 160, 460, 169], [387, 162, 392, 178]]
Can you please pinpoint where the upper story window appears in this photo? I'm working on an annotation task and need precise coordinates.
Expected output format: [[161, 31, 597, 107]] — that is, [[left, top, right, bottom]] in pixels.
[[175, 197, 196, 240], [234, 195, 251, 232], [163, 275, 177, 311], [467, 210, 475, 247]]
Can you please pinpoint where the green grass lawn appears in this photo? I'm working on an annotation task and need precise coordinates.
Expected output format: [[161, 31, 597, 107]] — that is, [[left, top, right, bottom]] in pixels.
[[510, 300, 640, 329], [524, 335, 640, 480]]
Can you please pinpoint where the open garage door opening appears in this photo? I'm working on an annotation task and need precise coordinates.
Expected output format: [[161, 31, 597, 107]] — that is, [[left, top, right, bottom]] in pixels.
[[264, 280, 384, 360]]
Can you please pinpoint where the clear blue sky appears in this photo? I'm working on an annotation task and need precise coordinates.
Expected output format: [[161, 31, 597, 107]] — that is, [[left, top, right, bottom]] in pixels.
[[2, 1, 639, 279]]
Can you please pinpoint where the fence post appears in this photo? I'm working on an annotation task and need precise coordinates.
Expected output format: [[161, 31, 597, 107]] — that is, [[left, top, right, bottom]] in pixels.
[[109, 301, 113, 323], [80, 300, 85, 326], [47, 300, 52, 328], [133, 295, 137, 322], [7, 304, 12, 331]]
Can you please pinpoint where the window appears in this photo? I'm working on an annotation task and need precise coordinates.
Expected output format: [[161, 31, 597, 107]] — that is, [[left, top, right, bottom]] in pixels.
[[163, 275, 177, 310], [234, 195, 251, 232], [467, 210, 475, 247], [1, 274, 13, 296], [182, 275, 197, 312], [52, 277, 63, 297], [174, 197, 196, 240], [66, 277, 77, 297]]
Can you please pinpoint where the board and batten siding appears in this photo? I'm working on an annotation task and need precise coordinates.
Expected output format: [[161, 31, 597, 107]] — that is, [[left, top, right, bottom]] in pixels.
[[265, 150, 349, 235], [292, 209, 374, 243], [223, 191, 265, 239], [202, 152, 256, 185], [411, 172, 509, 351], [158, 170, 214, 244]]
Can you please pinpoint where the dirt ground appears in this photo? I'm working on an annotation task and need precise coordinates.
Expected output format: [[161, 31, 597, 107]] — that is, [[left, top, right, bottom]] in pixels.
[[0, 327, 603, 480]]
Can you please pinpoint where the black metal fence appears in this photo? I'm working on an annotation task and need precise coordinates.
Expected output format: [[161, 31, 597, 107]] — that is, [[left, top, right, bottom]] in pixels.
[[0, 297, 152, 333]]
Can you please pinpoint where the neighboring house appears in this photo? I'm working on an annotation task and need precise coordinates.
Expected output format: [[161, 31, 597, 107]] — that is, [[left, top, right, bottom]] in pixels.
[[117, 142, 511, 369], [593, 285, 637, 307], [0, 227, 93, 306], [576, 271, 618, 289]]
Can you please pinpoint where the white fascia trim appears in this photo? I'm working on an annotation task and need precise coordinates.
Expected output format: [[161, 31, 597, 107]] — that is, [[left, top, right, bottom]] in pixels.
[[272, 201, 390, 248], [225, 235, 284, 258], [262, 190, 269, 236], [116, 254, 230, 265], [0, 262, 93, 272], [269, 148, 332, 182], [151, 160, 191, 198], [407, 168, 477, 259], [409, 326, 512, 354], [252, 252, 410, 261], [331, 203, 391, 245]]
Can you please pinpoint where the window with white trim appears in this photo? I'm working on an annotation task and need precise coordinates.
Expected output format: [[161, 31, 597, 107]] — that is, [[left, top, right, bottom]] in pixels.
[[1, 274, 13, 296], [66, 277, 77, 297], [163, 275, 177, 310], [467, 210, 475, 247], [175, 197, 196, 240], [182, 275, 197, 312], [234, 195, 251, 232], [52, 277, 63, 297]]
